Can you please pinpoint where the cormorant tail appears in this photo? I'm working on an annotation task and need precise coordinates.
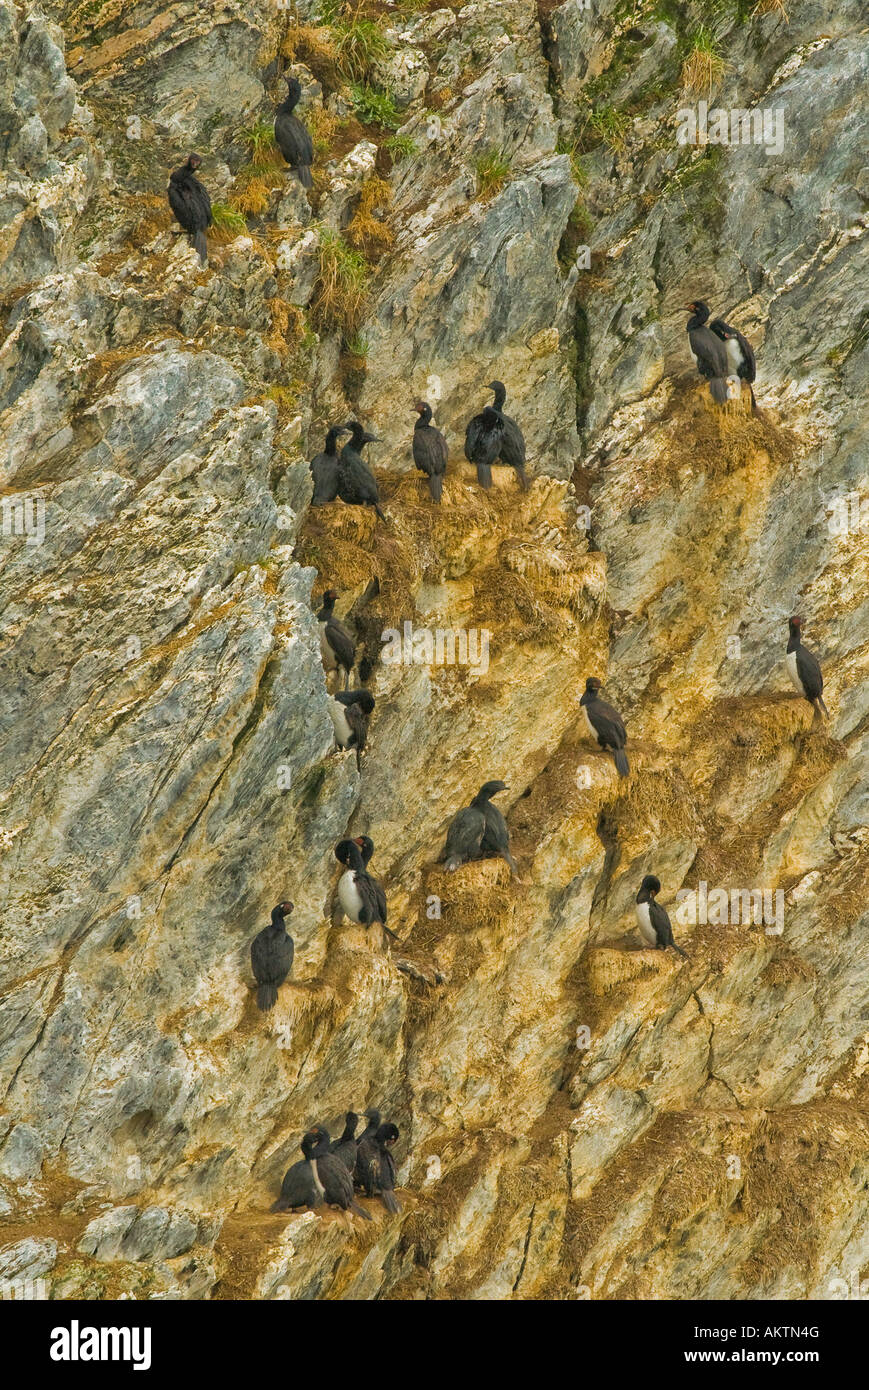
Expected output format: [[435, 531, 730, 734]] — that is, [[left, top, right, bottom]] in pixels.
[[814, 695, 829, 719], [430, 473, 443, 503], [671, 941, 689, 960], [445, 856, 461, 872], [748, 383, 758, 413], [271, 1197, 290, 1213], [193, 230, 208, 264], [515, 465, 529, 490], [709, 377, 728, 404], [380, 1190, 401, 1214], [374, 504, 387, 522], [382, 923, 400, 942], [614, 750, 630, 778], [502, 850, 519, 878], [257, 982, 278, 1011], [297, 165, 313, 190], [476, 462, 492, 489], [349, 1199, 373, 1221]]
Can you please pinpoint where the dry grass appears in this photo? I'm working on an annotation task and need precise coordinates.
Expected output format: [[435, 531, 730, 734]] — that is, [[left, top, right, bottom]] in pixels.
[[280, 25, 340, 84], [310, 227, 369, 336], [681, 30, 728, 95], [346, 176, 394, 256], [752, 0, 789, 17]]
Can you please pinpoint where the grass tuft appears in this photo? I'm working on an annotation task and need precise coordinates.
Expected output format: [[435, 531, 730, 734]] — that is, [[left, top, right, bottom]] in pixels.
[[384, 132, 419, 164], [311, 227, 369, 336], [210, 203, 248, 238], [681, 27, 728, 93], [240, 119, 280, 170], [351, 83, 401, 129], [474, 149, 511, 199], [588, 106, 631, 151]]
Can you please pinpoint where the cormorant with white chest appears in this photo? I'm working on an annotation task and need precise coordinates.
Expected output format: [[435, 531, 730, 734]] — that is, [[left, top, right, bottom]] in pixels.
[[635, 875, 688, 958], [580, 677, 629, 777], [317, 588, 356, 689], [709, 315, 757, 410]]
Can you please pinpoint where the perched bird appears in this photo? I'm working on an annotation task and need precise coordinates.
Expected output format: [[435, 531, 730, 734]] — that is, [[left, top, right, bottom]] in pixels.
[[488, 381, 529, 489], [685, 301, 728, 404], [635, 875, 688, 958], [356, 1122, 401, 1214], [338, 421, 386, 521], [310, 425, 349, 506], [354, 1107, 382, 1156], [328, 688, 375, 767], [250, 901, 295, 1011], [275, 1126, 371, 1219], [317, 588, 356, 690], [329, 1112, 360, 1172], [580, 677, 629, 777], [412, 401, 448, 502], [272, 1129, 327, 1212], [786, 616, 828, 718], [441, 780, 516, 874], [167, 154, 212, 264], [274, 76, 314, 188], [709, 317, 757, 410], [464, 403, 503, 489], [334, 838, 397, 939]]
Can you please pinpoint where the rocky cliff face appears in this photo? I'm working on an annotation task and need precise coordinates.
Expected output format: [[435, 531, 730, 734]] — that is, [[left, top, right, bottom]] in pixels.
[[0, 0, 867, 1301]]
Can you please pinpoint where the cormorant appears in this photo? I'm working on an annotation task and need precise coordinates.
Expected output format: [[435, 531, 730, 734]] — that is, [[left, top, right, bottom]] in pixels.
[[329, 688, 375, 767], [250, 900, 295, 1011], [685, 301, 728, 404], [635, 875, 688, 958], [356, 1122, 401, 1213], [580, 677, 629, 777], [329, 1112, 360, 1171], [317, 588, 356, 689], [709, 317, 757, 410], [786, 616, 828, 718], [272, 1129, 327, 1212], [334, 838, 397, 938], [338, 421, 386, 521], [274, 76, 314, 189], [275, 1127, 371, 1218], [441, 780, 516, 874], [355, 1107, 381, 1152], [310, 425, 349, 505], [167, 153, 212, 264], [488, 381, 529, 489], [464, 404, 503, 489], [412, 401, 448, 502]]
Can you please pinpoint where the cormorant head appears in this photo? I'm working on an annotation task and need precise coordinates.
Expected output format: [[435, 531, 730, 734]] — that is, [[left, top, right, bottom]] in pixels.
[[322, 587, 339, 604], [187, 153, 203, 170], [479, 779, 509, 799], [273, 900, 294, 919], [640, 874, 662, 896], [334, 838, 357, 865], [362, 1107, 381, 1125], [343, 1110, 358, 1128], [488, 379, 505, 393], [376, 1122, 399, 1146], [585, 676, 602, 694], [685, 300, 710, 322], [351, 691, 376, 714], [789, 615, 803, 630], [287, 76, 302, 98], [353, 834, 374, 860], [301, 1127, 327, 1156], [361, 430, 381, 445]]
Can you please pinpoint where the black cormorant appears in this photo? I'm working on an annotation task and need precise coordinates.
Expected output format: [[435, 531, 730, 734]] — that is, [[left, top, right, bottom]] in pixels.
[[275, 1126, 371, 1218], [580, 677, 629, 777], [274, 76, 314, 189], [355, 1107, 381, 1152], [441, 780, 516, 873], [338, 421, 386, 520], [685, 301, 728, 404], [329, 1112, 360, 1171], [412, 401, 448, 502], [464, 404, 503, 489], [488, 381, 529, 489], [709, 316, 757, 410], [635, 875, 688, 958], [317, 588, 356, 689], [786, 616, 828, 718], [356, 1122, 401, 1213], [310, 425, 349, 505], [167, 154, 212, 264], [250, 900, 295, 1011]]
